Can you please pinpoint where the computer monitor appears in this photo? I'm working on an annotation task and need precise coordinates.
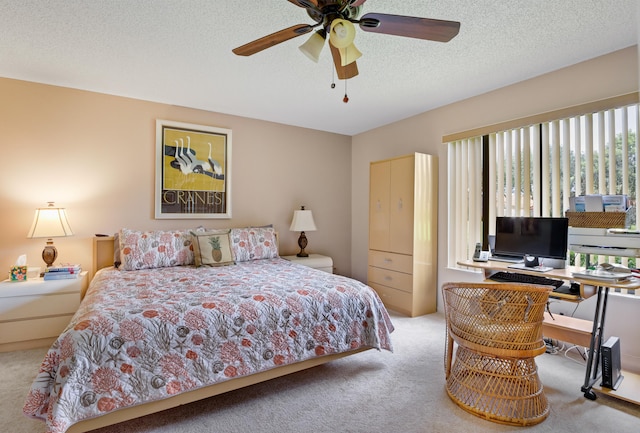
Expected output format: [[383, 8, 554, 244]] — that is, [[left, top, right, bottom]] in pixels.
[[493, 217, 569, 267]]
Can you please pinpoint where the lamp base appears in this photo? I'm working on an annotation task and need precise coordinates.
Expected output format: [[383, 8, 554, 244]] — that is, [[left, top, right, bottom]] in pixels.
[[296, 231, 309, 257], [42, 240, 58, 268]]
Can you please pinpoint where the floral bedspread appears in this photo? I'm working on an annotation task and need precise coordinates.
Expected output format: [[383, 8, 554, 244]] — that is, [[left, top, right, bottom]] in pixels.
[[24, 258, 394, 433]]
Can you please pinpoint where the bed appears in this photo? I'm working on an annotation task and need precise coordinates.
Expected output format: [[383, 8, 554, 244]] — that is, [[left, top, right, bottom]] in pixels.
[[23, 227, 394, 433]]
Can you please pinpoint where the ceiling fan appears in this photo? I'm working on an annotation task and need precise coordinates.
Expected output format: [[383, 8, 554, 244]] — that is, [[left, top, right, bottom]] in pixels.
[[232, 0, 461, 83]]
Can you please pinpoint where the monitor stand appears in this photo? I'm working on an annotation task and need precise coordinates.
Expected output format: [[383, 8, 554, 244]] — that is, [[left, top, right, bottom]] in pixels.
[[490, 254, 523, 263], [537, 258, 566, 269]]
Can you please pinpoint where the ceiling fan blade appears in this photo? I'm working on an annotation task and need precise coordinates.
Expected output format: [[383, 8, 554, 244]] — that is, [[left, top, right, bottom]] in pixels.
[[233, 24, 315, 56], [359, 13, 460, 42], [330, 43, 358, 79], [287, 0, 318, 8]]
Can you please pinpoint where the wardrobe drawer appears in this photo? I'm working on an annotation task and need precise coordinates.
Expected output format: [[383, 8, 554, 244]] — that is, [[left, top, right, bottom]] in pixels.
[[368, 266, 412, 293], [369, 282, 413, 316], [368, 250, 413, 274]]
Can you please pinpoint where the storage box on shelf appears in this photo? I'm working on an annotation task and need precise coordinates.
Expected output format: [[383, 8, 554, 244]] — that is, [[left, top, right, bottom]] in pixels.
[[565, 210, 630, 229]]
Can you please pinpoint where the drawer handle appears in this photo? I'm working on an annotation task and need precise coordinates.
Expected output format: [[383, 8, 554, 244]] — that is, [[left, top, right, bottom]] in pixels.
[[384, 276, 393, 281], [383, 258, 393, 263]]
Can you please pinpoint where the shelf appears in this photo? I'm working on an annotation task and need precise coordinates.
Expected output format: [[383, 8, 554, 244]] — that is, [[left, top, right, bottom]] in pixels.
[[593, 370, 640, 404], [542, 312, 592, 348]]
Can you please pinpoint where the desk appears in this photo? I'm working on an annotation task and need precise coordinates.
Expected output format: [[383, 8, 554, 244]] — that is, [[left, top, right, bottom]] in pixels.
[[458, 260, 640, 404], [457, 260, 596, 301]]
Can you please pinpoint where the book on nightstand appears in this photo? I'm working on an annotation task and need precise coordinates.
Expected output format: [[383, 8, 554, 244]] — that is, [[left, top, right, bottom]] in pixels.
[[43, 265, 82, 280], [43, 272, 81, 280], [45, 264, 82, 273]]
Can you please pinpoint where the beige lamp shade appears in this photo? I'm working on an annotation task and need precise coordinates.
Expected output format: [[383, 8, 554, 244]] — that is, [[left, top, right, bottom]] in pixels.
[[27, 203, 73, 238], [299, 29, 326, 63], [329, 19, 356, 49], [289, 208, 317, 232]]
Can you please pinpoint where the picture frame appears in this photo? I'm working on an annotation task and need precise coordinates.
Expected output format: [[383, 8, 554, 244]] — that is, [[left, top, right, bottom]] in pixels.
[[155, 119, 232, 219]]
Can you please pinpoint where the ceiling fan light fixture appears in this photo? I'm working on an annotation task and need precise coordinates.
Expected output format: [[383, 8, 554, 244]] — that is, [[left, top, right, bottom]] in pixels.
[[339, 43, 361, 66], [299, 29, 326, 63], [329, 19, 355, 49]]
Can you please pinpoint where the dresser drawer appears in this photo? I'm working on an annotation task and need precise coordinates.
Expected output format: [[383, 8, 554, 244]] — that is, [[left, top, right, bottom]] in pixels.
[[0, 293, 80, 321], [369, 282, 413, 316], [0, 315, 74, 344], [368, 266, 413, 293], [368, 250, 413, 274]]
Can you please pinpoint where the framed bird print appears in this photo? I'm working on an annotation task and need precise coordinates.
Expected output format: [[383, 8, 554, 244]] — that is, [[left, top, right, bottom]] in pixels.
[[155, 119, 232, 219]]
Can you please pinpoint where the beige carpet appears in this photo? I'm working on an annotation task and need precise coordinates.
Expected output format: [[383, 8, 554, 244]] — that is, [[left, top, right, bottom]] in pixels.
[[2, 312, 638, 433]]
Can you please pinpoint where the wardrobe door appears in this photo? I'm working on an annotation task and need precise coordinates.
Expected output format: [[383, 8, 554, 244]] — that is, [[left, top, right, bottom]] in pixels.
[[369, 160, 391, 252], [389, 155, 415, 255]]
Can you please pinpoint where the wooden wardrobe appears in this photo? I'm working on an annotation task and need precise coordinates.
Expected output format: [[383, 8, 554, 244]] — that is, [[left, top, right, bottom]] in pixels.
[[368, 153, 438, 317]]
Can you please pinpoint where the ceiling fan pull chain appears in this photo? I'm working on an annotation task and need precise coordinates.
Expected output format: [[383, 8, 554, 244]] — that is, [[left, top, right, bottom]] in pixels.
[[343, 79, 349, 103], [331, 64, 336, 89], [343, 46, 349, 103]]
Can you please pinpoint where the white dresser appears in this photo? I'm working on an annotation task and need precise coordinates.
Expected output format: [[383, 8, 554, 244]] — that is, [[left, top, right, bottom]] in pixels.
[[0, 272, 87, 351]]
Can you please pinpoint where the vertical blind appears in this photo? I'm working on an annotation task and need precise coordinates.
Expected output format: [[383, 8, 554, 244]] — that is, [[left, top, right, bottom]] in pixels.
[[448, 103, 639, 269]]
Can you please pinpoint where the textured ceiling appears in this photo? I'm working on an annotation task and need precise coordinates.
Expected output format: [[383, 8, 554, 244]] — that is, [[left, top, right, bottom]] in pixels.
[[0, 1, 637, 135]]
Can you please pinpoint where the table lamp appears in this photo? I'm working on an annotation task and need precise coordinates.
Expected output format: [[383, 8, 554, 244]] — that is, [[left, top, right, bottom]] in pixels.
[[27, 202, 74, 268], [289, 206, 317, 257]]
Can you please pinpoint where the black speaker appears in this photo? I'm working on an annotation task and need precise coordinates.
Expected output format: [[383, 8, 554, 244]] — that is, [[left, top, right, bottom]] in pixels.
[[601, 336, 623, 390], [524, 255, 539, 268]]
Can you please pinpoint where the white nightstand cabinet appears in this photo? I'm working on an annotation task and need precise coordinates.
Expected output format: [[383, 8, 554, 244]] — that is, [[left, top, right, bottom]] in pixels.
[[282, 254, 333, 273], [0, 272, 87, 352]]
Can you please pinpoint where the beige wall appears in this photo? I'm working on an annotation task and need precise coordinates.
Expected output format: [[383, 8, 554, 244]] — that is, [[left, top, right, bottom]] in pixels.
[[0, 79, 352, 276]]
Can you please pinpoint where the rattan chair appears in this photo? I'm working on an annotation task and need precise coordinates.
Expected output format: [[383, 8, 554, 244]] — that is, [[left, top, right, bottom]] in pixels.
[[442, 282, 553, 426]]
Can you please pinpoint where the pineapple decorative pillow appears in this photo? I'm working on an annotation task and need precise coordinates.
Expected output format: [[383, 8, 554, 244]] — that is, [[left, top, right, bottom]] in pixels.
[[191, 230, 235, 267]]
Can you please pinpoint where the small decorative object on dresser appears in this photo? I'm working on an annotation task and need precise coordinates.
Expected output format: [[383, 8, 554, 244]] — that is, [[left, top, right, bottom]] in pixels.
[[282, 254, 333, 273], [0, 271, 87, 352]]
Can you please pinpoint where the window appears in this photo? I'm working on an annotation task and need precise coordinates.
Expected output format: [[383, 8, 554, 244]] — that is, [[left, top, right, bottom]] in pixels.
[[447, 98, 638, 270]]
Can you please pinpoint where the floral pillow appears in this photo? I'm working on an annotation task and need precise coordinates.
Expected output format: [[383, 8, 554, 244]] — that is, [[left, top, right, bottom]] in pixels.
[[191, 230, 235, 267], [119, 228, 195, 271], [229, 227, 279, 262]]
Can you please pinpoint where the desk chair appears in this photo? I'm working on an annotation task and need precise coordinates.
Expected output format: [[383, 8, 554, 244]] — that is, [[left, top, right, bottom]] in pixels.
[[442, 282, 552, 426]]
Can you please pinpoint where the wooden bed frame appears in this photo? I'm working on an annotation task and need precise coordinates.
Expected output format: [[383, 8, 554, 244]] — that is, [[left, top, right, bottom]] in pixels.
[[66, 236, 367, 433]]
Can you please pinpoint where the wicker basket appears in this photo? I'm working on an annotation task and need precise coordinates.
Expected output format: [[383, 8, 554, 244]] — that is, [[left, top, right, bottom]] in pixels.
[[565, 211, 629, 228]]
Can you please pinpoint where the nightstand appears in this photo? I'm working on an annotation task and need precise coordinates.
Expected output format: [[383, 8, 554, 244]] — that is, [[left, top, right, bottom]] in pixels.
[[0, 271, 87, 352], [282, 254, 333, 273]]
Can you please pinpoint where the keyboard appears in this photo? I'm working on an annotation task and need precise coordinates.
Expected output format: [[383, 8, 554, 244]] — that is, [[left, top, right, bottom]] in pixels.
[[488, 271, 565, 289]]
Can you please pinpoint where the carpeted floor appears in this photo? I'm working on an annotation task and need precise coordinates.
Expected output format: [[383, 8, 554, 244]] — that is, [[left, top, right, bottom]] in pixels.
[[2, 311, 638, 433]]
